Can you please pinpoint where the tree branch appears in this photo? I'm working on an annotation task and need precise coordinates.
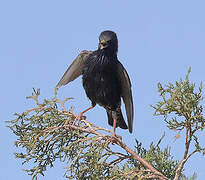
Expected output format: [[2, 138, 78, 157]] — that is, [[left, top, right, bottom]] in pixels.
[[23, 110, 168, 180], [43, 114, 168, 180], [114, 138, 168, 180]]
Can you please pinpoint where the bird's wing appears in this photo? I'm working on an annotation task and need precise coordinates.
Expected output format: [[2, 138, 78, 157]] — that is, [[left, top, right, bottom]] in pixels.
[[56, 50, 92, 88], [117, 62, 134, 133]]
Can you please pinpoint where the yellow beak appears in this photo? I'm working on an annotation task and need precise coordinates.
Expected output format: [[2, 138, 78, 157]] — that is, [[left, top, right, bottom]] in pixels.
[[100, 40, 106, 50]]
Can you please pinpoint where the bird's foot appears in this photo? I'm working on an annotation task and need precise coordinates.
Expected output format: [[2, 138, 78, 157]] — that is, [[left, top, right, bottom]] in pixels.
[[72, 113, 86, 126], [110, 134, 122, 144]]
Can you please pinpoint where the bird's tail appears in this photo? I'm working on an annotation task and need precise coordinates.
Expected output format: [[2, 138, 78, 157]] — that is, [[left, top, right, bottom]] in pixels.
[[106, 108, 128, 130]]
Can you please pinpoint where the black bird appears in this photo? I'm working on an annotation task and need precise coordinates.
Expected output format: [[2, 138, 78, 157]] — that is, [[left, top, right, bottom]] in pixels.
[[56, 30, 134, 135]]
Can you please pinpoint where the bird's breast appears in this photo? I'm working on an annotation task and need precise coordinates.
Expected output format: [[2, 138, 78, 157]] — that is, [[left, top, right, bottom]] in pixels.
[[82, 53, 121, 108]]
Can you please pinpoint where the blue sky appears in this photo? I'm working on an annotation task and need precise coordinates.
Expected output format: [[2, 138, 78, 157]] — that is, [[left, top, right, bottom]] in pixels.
[[1, 0, 205, 179]]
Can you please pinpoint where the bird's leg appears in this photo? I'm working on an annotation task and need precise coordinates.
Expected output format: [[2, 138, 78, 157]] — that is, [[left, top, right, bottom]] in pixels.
[[112, 117, 117, 137], [73, 105, 95, 125], [110, 116, 122, 143], [109, 118, 119, 144]]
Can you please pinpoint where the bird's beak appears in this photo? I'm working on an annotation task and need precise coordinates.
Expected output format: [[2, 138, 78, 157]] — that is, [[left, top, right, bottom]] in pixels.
[[100, 39, 107, 50]]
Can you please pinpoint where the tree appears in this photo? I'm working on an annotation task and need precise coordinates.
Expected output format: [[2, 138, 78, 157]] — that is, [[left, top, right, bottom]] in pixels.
[[7, 68, 205, 180]]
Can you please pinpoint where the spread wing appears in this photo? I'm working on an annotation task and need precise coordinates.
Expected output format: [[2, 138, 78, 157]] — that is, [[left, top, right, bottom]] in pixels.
[[117, 62, 134, 133], [56, 50, 92, 88]]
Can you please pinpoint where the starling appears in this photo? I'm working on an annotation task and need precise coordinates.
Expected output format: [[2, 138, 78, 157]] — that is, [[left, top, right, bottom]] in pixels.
[[56, 30, 134, 135]]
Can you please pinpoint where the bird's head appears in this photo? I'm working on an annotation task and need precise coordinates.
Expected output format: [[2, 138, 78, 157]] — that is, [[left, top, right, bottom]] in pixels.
[[98, 30, 118, 54]]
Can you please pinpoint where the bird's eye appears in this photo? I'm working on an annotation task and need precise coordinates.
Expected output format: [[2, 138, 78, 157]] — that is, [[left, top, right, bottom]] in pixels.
[[107, 40, 112, 44], [101, 42, 107, 46]]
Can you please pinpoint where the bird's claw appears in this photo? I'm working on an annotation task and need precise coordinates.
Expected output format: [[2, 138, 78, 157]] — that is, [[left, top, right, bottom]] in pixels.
[[72, 113, 86, 126], [109, 134, 122, 144]]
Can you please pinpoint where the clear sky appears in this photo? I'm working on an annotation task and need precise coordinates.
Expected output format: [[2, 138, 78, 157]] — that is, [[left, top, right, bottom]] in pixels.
[[1, 0, 205, 179]]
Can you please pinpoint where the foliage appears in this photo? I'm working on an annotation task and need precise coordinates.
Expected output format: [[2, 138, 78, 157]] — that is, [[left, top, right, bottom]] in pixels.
[[7, 89, 169, 179], [132, 134, 179, 179], [7, 68, 205, 180], [152, 67, 205, 179]]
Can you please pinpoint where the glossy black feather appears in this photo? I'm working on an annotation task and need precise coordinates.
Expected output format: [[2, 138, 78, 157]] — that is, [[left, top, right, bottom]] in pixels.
[[82, 50, 128, 130], [56, 30, 134, 133], [116, 61, 134, 133]]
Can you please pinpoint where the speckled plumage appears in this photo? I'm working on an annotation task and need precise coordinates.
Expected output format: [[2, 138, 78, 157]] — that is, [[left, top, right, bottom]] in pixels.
[[56, 30, 134, 133], [82, 49, 128, 129]]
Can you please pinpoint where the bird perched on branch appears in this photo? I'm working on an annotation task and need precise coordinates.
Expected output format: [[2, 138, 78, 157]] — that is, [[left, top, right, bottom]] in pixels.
[[56, 30, 134, 136]]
